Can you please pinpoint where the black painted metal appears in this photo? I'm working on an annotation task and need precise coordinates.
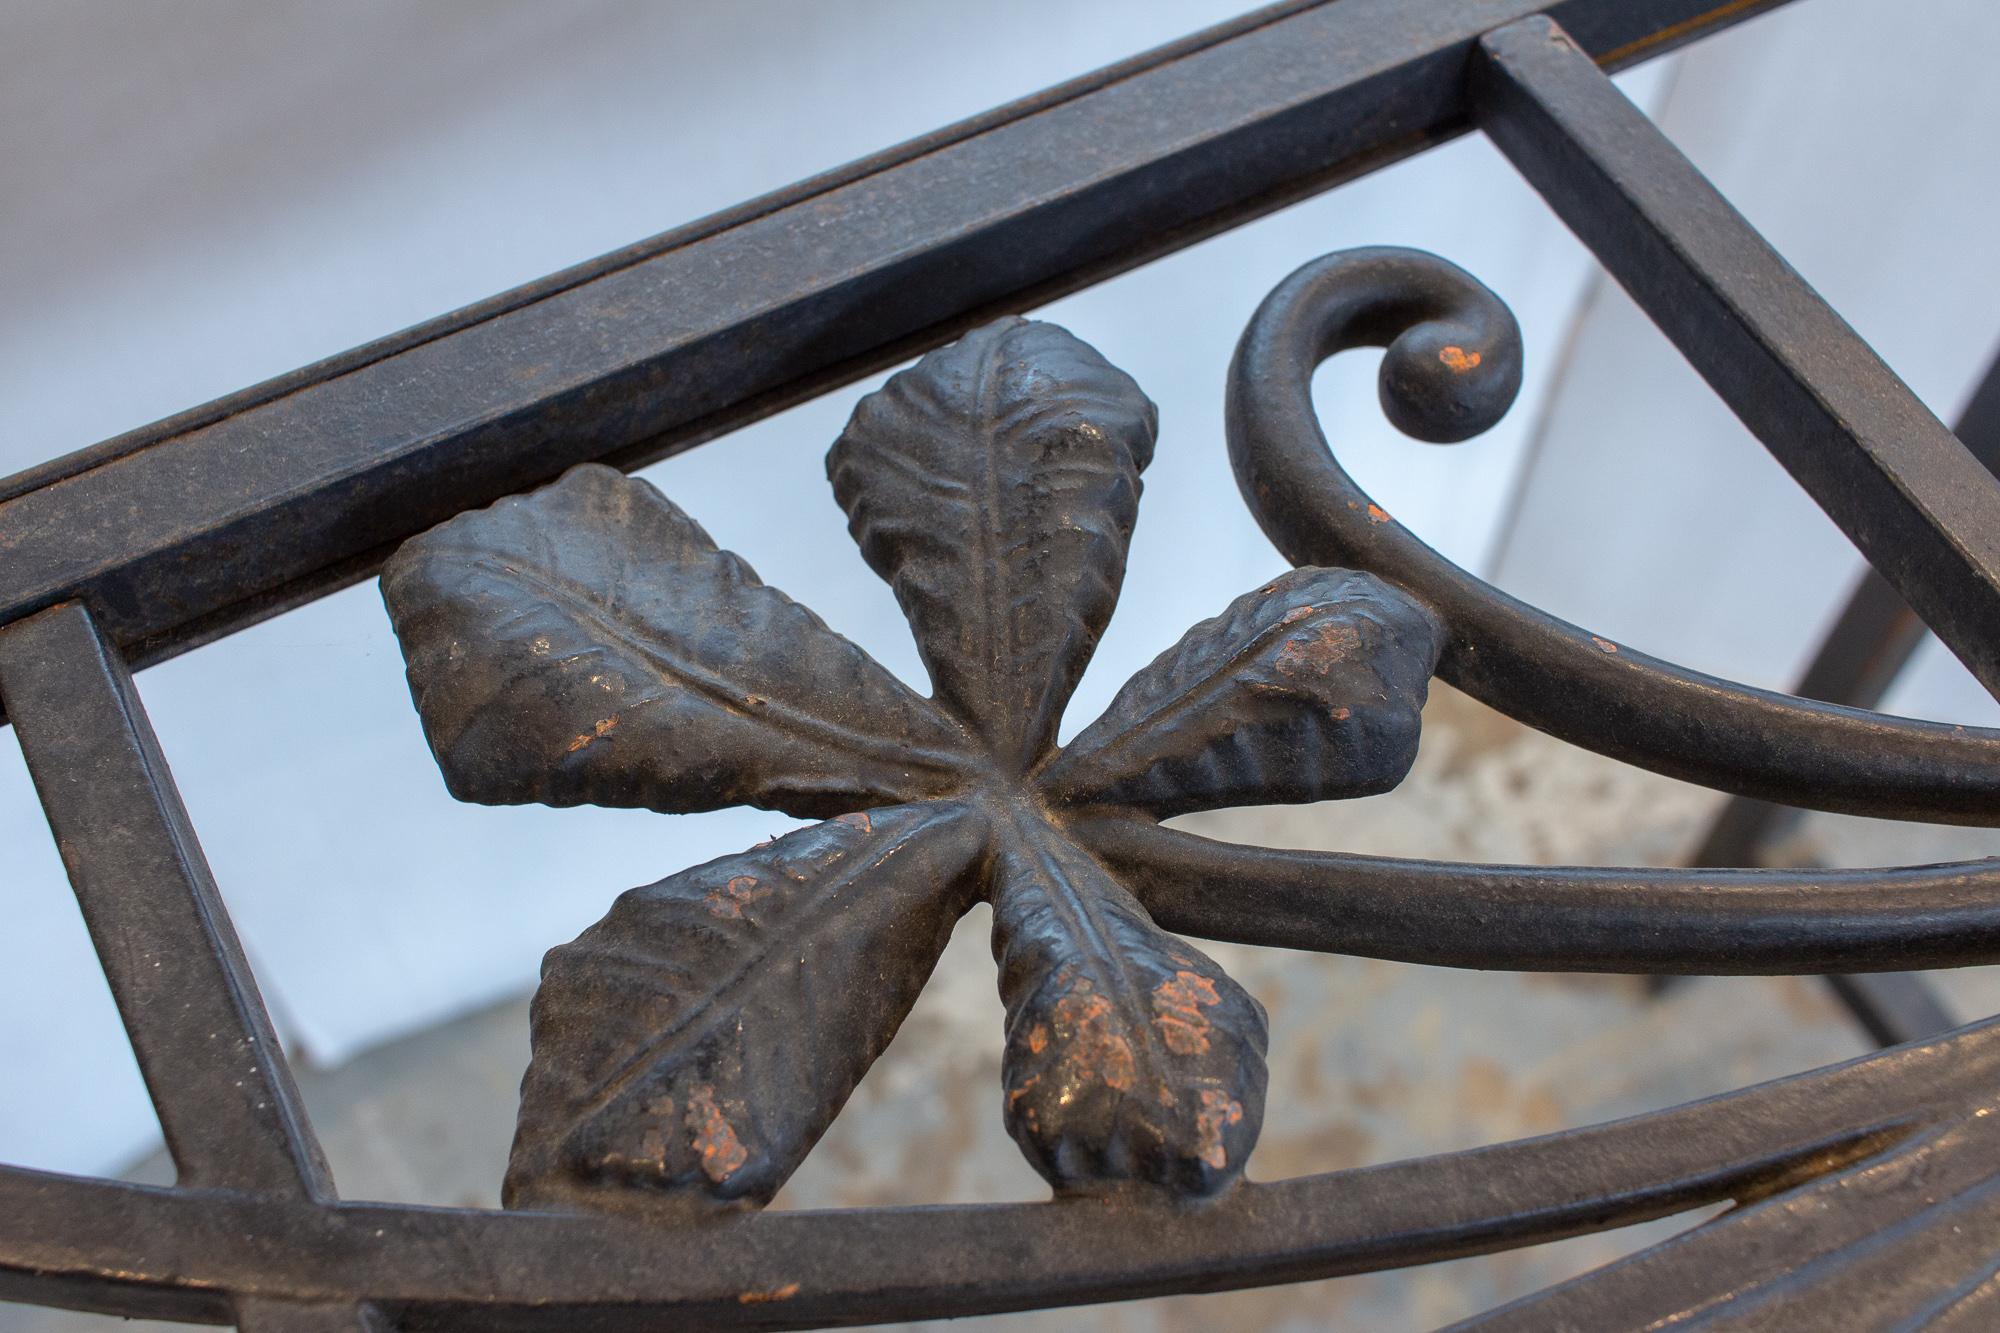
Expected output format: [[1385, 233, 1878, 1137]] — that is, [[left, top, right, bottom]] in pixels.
[[7, 1019, 2000, 1329], [0, 603, 331, 1201], [1225, 247, 2000, 823], [377, 329, 1445, 1209], [7, 0, 2000, 1328], [1688, 347, 2000, 1044]]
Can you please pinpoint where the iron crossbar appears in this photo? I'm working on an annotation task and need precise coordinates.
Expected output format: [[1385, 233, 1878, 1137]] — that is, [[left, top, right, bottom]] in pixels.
[[6, 1, 2000, 1329]]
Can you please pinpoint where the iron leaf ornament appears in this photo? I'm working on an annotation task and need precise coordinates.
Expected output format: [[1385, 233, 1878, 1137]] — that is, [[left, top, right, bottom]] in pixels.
[[380, 315, 1444, 1215]]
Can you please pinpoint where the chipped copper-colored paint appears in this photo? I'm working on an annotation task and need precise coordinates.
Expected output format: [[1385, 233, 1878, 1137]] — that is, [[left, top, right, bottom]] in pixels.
[[834, 810, 873, 833], [1437, 345, 1483, 373], [1590, 635, 1620, 654], [1049, 985, 1136, 1092], [737, 1282, 801, 1305], [1365, 503, 1393, 524], [1195, 1088, 1244, 1170], [564, 715, 620, 753], [1331, 706, 1353, 721], [684, 1084, 749, 1183], [1278, 604, 1316, 625], [1027, 1023, 1049, 1054], [1152, 970, 1222, 1056], [704, 875, 768, 920], [1275, 622, 1362, 678]]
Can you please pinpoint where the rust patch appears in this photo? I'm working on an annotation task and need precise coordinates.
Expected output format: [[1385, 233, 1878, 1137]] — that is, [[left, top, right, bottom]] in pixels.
[[1590, 635, 1619, 654], [1027, 1023, 1049, 1054], [1195, 1088, 1244, 1170], [1051, 986, 1135, 1092], [704, 875, 768, 920], [1438, 345, 1482, 373], [738, 1282, 801, 1305], [1278, 604, 1315, 625], [1365, 503, 1392, 525], [1152, 970, 1221, 1056], [565, 716, 619, 753], [1330, 705, 1352, 721], [835, 811, 873, 833], [1275, 622, 1362, 678], [685, 1084, 748, 1183]]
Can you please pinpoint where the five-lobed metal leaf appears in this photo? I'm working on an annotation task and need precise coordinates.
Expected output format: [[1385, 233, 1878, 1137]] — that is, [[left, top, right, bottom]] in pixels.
[[828, 316, 1158, 772], [1039, 566, 1444, 817], [381, 464, 977, 820], [381, 319, 1447, 1216], [506, 802, 988, 1213], [988, 803, 1268, 1195]]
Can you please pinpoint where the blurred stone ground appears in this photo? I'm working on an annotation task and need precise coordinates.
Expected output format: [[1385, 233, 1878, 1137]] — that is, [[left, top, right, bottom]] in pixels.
[[11, 684, 1998, 1332]]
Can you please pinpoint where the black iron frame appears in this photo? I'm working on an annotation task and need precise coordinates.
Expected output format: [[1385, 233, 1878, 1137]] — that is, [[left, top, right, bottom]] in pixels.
[[6, 1, 2000, 1328]]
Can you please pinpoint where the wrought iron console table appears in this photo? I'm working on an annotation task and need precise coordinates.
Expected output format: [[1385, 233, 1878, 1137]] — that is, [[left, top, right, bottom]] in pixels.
[[5, 1, 1999, 1328]]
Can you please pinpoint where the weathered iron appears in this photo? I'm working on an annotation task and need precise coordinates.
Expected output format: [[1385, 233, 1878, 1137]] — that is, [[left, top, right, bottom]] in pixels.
[[379, 319, 1441, 1208], [6, 2, 2000, 1328]]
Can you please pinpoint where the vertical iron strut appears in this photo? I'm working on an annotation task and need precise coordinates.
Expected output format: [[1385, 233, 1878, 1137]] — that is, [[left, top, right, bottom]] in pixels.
[[0, 602, 332, 1199]]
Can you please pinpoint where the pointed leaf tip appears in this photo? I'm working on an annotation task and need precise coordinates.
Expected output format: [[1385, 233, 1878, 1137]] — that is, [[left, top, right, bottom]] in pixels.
[[1041, 566, 1443, 817], [989, 811, 1267, 1195], [380, 463, 976, 820], [829, 318, 1158, 771], [506, 801, 987, 1214]]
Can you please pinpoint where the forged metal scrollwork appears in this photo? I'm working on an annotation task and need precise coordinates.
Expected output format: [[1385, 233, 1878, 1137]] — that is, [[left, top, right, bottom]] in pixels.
[[381, 316, 1443, 1212], [363, 246, 2000, 1328], [1228, 247, 2000, 822], [10, 0, 2000, 1318]]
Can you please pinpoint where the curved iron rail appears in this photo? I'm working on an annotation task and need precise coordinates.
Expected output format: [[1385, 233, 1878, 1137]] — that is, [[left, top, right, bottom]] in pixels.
[[1084, 816, 2000, 974], [3, 1020, 1995, 1328], [1226, 246, 2000, 824]]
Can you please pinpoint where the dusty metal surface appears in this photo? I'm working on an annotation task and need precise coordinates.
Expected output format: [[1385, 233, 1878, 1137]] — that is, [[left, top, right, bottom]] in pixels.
[[6, 1, 2000, 1328], [378, 320, 1446, 1209]]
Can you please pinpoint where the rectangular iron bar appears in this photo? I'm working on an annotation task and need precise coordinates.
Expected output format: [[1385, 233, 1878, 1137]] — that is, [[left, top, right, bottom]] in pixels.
[[1473, 16, 2000, 700], [0, 0, 1789, 680], [0, 602, 332, 1198]]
